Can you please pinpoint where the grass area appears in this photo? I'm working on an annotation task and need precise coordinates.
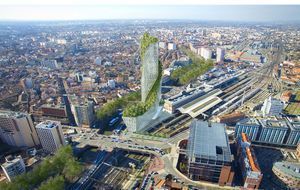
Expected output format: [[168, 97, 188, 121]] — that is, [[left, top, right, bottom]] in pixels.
[[171, 47, 214, 85], [284, 102, 300, 115], [0, 146, 82, 190]]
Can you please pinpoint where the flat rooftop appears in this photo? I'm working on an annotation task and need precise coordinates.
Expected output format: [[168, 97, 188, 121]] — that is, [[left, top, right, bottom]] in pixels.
[[273, 161, 300, 179], [258, 119, 288, 129], [187, 120, 231, 162], [35, 120, 60, 129], [0, 110, 27, 119], [237, 117, 260, 126]]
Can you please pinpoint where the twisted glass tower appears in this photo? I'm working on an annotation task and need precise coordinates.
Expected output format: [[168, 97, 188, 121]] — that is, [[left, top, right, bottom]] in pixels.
[[123, 33, 162, 132]]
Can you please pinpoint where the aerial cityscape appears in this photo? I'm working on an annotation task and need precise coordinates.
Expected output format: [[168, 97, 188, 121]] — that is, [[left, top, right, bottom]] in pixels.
[[0, 2, 299, 190]]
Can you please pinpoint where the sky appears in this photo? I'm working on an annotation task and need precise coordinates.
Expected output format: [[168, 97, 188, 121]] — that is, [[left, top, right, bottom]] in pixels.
[[0, 5, 299, 22]]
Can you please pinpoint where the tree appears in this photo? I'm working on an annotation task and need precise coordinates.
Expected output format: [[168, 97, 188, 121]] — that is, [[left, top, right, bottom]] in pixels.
[[38, 175, 64, 190]]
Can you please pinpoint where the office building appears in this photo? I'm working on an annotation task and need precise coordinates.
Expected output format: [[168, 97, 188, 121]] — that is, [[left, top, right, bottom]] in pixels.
[[237, 133, 263, 189], [257, 119, 288, 145], [0, 110, 40, 148], [1, 155, 26, 182], [70, 96, 95, 127], [158, 42, 166, 49], [216, 48, 225, 62], [285, 120, 300, 146], [200, 47, 212, 60], [35, 120, 65, 153], [272, 161, 300, 188], [261, 96, 284, 117], [186, 120, 234, 186], [94, 57, 102, 65], [167, 42, 176, 50], [41, 60, 58, 70], [235, 118, 261, 141], [107, 79, 116, 89]]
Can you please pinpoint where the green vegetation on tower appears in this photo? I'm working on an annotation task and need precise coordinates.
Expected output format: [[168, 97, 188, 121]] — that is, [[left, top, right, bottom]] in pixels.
[[96, 91, 141, 120], [140, 32, 158, 60], [123, 60, 162, 117], [171, 47, 214, 85]]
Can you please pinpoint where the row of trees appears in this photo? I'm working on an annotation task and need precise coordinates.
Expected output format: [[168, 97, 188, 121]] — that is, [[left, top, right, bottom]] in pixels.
[[96, 91, 141, 120], [0, 146, 82, 190], [171, 47, 214, 85]]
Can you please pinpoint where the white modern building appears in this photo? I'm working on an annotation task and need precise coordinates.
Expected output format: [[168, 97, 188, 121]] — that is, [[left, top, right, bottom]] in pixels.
[[158, 42, 167, 49], [261, 96, 284, 117], [201, 47, 212, 60], [35, 120, 65, 153], [1, 155, 26, 182], [167, 42, 176, 50], [0, 110, 40, 148], [217, 48, 226, 62]]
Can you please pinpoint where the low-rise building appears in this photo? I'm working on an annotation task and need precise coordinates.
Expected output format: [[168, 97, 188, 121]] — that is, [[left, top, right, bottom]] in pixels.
[[1, 155, 26, 182], [272, 161, 300, 189], [257, 119, 288, 145], [261, 96, 284, 117], [235, 118, 260, 141]]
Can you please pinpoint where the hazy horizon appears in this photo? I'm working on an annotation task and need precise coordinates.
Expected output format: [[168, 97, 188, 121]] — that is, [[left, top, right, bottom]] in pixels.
[[0, 5, 299, 22]]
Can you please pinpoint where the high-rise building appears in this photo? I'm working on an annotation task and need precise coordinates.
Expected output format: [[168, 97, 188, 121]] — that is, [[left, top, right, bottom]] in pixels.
[[167, 42, 176, 50], [200, 47, 212, 60], [1, 155, 26, 182], [235, 118, 261, 141], [123, 33, 162, 132], [186, 120, 234, 186], [70, 96, 95, 127], [216, 48, 225, 62], [261, 96, 284, 117], [35, 120, 65, 153], [0, 110, 40, 148], [237, 133, 263, 189], [257, 119, 288, 145], [158, 42, 166, 49]]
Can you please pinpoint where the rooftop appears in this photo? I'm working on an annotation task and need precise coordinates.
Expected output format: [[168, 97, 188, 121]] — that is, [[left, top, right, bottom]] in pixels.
[[258, 119, 288, 129], [0, 110, 27, 119], [187, 120, 231, 162], [35, 120, 60, 129], [273, 161, 300, 179], [237, 117, 260, 126]]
